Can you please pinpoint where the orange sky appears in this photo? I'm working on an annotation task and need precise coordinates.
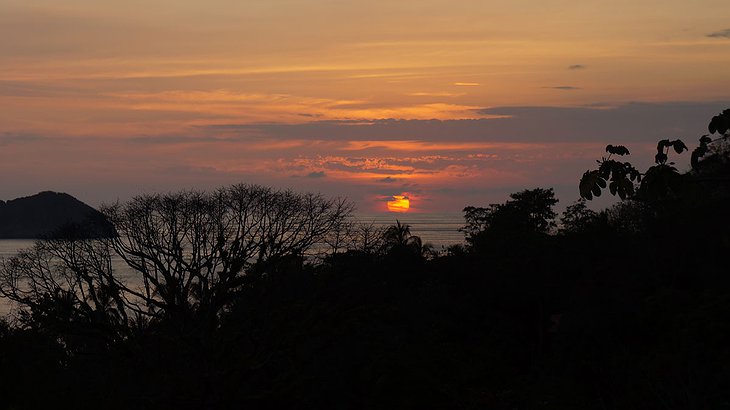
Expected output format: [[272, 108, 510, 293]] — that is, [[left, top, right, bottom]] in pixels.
[[1, 0, 729, 212]]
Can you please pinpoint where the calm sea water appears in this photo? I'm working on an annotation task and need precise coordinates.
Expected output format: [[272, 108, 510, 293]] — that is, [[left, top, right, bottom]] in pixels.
[[0, 213, 465, 316], [0, 240, 34, 316], [0, 239, 134, 316], [355, 213, 465, 248]]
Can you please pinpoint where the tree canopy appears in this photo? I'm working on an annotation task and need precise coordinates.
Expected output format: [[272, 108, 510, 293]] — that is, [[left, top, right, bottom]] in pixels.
[[462, 187, 558, 245]]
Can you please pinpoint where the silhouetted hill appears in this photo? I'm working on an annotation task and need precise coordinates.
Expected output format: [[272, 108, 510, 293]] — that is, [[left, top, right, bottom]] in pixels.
[[0, 191, 114, 239]]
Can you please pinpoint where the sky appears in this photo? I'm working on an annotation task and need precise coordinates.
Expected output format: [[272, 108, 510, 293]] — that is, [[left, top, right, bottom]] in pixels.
[[1, 0, 729, 213]]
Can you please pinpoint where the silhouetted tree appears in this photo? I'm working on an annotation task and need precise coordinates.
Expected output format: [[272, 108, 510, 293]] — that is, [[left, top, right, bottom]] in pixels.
[[1, 184, 353, 335], [351, 221, 388, 255], [324, 219, 388, 256], [462, 188, 558, 245], [604, 199, 652, 234], [559, 199, 600, 235], [382, 220, 435, 259], [106, 184, 352, 330], [0, 237, 129, 348], [383, 220, 420, 249]]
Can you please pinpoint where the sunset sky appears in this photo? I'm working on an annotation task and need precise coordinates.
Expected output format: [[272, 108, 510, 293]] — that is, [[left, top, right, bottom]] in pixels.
[[1, 0, 729, 212]]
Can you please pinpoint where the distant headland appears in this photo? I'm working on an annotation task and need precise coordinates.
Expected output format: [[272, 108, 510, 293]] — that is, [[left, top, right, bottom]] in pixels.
[[0, 191, 114, 239]]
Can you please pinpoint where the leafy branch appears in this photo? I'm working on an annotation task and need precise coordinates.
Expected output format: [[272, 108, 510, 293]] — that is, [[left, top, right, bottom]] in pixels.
[[580, 109, 729, 202], [579, 145, 641, 200], [691, 109, 730, 170]]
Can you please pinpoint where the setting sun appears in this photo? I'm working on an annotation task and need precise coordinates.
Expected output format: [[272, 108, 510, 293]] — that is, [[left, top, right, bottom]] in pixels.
[[386, 195, 410, 213]]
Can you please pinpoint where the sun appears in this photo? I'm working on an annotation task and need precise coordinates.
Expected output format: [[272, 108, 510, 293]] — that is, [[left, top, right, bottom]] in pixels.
[[387, 195, 410, 213]]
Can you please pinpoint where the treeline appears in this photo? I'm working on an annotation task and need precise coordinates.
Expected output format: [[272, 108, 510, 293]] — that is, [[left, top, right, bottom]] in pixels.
[[0, 110, 729, 409]]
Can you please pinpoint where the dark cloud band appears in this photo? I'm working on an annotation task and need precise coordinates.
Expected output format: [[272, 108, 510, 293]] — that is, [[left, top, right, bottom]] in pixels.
[[195, 101, 730, 144]]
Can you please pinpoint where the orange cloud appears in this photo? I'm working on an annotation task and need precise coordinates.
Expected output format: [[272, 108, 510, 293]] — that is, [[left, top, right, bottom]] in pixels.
[[341, 140, 541, 152]]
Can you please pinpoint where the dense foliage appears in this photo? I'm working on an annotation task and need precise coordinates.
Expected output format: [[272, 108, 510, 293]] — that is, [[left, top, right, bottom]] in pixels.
[[1, 111, 729, 409]]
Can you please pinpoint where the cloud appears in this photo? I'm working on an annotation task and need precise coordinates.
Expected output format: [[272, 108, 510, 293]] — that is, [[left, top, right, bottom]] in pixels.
[[12, 101, 726, 212], [0, 80, 96, 98], [544, 86, 582, 90], [568, 64, 586, 70], [106, 90, 484, 123], [197, 101, 730, 144], [453, 82, 480, 86], [0, 132, 53, 146], [706, 29, 730, 38], [377, 177, 398, 183], [278, 155, 479, 181], [407, 92, 466, 97]]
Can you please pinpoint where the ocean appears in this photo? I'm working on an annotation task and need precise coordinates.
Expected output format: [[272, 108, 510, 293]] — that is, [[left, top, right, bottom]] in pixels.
[[354, 213, 465, 248]]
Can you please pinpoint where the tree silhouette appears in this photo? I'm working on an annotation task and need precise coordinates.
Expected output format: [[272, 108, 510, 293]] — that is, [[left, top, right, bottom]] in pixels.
[[559, 199, 600, 235], [384, 220, 418, 247], [462, 188, 558, 245], [382, 220, 434, 258], [0, 237, 128, 347], [0, 184, 353, 335]]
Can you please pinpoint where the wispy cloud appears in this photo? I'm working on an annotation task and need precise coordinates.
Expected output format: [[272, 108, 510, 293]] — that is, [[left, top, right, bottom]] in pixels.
[[407, 92, 466, 97], [706, 28, 730, 38], [453, 82, 480, 86], [568, 64, 586, 70], [341, 140, 533, 152], [544, 86, 582, 90], [0, 132, 54, 146], [0, 80, 98, 98], [107, 90, 486, 123]]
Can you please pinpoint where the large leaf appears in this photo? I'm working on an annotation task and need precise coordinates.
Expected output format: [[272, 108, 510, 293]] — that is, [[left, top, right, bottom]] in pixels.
[[618, 178, 635, 200], [609, 177, 635, 200], [672, 139, 688, 154], [709, 110, 730, 135], [579, 170, 606, 200]]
